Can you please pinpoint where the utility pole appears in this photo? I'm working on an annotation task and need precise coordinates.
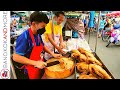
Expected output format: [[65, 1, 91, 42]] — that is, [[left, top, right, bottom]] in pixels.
[[94, 11, 101, 53]]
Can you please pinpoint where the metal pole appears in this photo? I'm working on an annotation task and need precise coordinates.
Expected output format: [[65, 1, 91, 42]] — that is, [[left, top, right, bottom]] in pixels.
[[51, 11, 54, 20], [88, 12, 90, 44], [50, 11, 52, 20], [88, 28, 90, 44], [94, 11, 101, 53], [10, 59, 17, 79]]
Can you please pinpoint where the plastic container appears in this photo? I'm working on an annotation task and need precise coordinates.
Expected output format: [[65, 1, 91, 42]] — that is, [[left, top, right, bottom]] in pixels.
[[72, 31, 78, 38]]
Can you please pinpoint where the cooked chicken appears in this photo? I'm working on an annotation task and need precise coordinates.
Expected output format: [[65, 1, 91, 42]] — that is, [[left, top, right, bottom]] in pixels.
[[77, 48, 102, 66], [89, 64, 112, 79], [71, 53, 80, 59], [78, 47, 95, 58], [78, 74, 97, 79], [71, 49, 81, 56], [87, 57, 102, 66], [78, 47, 91, 55], [79, 54, 87, 62], [76, 62, 89, 73]]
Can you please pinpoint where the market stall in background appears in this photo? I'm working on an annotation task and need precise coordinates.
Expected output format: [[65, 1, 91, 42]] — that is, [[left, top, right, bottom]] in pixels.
[[10, 11, 115, 79]]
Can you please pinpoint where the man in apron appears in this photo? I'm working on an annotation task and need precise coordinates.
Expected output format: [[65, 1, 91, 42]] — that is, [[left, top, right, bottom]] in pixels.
[[42, 11, 66, 60], [12, 11, 62, 79]]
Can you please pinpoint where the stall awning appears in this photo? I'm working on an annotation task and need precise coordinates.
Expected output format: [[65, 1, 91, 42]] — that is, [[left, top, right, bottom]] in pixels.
[[106, 11, 120, 17]]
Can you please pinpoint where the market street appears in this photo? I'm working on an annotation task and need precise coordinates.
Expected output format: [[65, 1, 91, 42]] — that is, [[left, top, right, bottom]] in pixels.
[[85, 32, 120, 79], [10, 11, 120, 79]]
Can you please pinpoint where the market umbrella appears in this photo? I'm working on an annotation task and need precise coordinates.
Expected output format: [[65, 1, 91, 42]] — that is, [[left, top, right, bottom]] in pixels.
[[106, 11, 120, 17], [111, 11, 120, 15], [106, 13, 111, 17]]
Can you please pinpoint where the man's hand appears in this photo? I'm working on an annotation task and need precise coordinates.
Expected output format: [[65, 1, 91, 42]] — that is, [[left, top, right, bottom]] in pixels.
[[34, 60, 47, 69], [60, 42, 66, 49], [57, 47, 66, 54], [52, 53, 62, 59]]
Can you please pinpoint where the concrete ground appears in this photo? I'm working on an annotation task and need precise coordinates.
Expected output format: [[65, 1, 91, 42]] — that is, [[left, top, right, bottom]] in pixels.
[[85, 32, 120, 79]]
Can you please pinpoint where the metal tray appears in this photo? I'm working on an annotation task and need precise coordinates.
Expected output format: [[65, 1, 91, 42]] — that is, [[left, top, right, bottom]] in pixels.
[[93, 52, 115, 79]]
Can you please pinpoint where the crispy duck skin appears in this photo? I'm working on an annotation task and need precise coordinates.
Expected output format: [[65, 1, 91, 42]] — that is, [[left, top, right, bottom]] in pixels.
[[71, 50, 87, 63], [89, 64, 112, 79], [79, 54, 87, 62], [87, 57, 102, 66], [76, 62, 89, 73], [71, 49, 81, 55], [78, 74, 98, 79], [78, 48, 91, 55], [71, 53, 80, 59], [78, 48, 102, 66], [79, 53, 102, 66], [78, 48, 95, 58]]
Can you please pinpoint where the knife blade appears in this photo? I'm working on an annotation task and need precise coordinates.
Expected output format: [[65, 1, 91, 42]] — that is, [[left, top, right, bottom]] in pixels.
[[46, 61, 60, 67], [62, 51, 71, 57]]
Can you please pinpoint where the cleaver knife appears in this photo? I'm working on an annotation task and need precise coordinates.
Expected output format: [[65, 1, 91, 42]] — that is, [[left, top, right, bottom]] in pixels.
[[46, 61, 60, 67], [62, 51, 71, 58]]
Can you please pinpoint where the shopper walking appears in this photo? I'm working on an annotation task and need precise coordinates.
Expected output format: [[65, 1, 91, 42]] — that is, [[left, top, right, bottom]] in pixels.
[[98, 17, 106, 38]]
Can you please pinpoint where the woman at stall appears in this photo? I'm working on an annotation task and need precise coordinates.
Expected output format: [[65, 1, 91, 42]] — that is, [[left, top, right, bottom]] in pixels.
[[42, 11, 66, 60], [12, 11, 62, 79], [77, 18, 85, 39], [84, 16, 89, 35]]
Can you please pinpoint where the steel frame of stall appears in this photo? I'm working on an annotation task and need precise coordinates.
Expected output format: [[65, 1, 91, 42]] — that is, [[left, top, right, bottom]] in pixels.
[[88, 11, 101, 53]]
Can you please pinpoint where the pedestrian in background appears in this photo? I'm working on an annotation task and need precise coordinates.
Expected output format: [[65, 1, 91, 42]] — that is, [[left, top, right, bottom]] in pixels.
[[98, 17, 106, 38]]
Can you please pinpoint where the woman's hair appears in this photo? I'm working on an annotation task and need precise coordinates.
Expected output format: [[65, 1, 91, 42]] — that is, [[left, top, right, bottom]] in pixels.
[[104, 23, 110, 30], [105, 23, 110, 27], [54, 11, 65, 17]]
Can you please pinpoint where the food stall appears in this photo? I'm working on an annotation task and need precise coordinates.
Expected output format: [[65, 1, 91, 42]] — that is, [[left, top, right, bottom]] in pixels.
[[43, 36, 114, 79], [43, 11, 114, 79], [10, 11, 114, 79]]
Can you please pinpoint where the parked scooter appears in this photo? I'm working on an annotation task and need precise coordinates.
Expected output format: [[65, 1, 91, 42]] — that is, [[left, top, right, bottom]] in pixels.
[[102, 29, 112, 42], [106, 28, 120, 47], [102, 23, 113, 42]]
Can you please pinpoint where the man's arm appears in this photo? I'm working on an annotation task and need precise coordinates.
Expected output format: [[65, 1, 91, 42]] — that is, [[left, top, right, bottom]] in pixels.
[[13, 53, 36, 66], [43, 46, 54, 56], [59, 34, 65, 49], [47, 34, 61, 52], [60, 34, 63, 44], [59, 25, 65, 49], [13, 31, 46, 68], [43, 46, 62, 58], [45, 21, 64, 54], [13, 53, 46, 69]]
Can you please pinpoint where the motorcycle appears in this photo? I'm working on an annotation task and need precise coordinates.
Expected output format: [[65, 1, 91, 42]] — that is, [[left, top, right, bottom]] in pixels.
[[102, 28, 112, 42], [106, 28, 120, 47]]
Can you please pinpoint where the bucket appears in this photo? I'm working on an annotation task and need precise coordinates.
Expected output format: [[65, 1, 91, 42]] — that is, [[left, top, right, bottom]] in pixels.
[[65, 30, 72, 37], [72, 30, 78, 38]]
